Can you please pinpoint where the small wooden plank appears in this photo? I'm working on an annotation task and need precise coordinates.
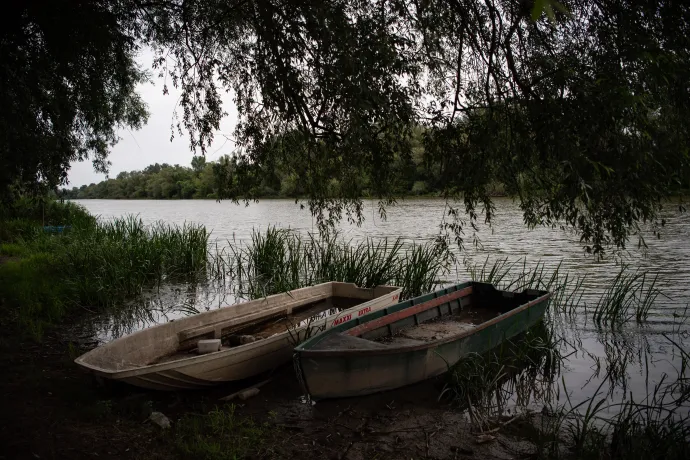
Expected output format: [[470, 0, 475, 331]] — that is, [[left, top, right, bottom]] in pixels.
[[178, 293, 330, 342], [219, 378, 273, 401]]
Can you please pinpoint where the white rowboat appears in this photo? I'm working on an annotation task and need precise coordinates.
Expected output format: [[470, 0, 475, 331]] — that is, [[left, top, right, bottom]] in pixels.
[[75, 282, 401, 390]]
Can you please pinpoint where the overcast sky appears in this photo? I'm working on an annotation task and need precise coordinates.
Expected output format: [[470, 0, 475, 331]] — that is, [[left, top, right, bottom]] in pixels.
[[67, 52, 238, 187]]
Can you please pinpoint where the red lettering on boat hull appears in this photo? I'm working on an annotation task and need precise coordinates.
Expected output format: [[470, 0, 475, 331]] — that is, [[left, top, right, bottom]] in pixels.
[[332, 314, 352, 327]]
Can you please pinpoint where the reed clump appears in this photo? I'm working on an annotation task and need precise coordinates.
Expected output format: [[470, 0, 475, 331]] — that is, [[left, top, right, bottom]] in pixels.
[[0, 201, 209, 338], [534, 345, 689, 460], [209, 226, 450, 301], [440, 323, 563, 430], [591, 267, 663, 327], [458, 257, 686, 459], [441, 326, 689, 459], [63, 216, 209, 305], [464, 257, 587, 318], [464, 257, 665, 326]]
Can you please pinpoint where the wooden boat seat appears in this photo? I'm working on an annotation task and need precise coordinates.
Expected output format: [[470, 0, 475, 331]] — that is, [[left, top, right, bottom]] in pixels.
[[177, 293, 331, 342]]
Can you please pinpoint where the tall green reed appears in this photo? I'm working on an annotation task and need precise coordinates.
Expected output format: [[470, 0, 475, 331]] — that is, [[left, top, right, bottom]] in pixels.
[[464, 257, 665, 327], [208, 227, 450, 301], [1, 212, 209, 337], [590, 266, 663, 327], [532, 335, 689, 460], [464, 257, 586, 318], [61, 216, 209, 306]]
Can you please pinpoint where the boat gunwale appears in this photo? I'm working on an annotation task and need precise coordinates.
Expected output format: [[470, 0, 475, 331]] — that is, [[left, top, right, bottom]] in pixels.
[[75, 283, 402, 379], [343, 287, 474, 337], [296, 285, 550, 357]]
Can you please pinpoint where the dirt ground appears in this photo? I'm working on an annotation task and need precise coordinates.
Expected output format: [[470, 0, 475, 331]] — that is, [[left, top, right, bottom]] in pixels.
[[0, 323, 537, 460]]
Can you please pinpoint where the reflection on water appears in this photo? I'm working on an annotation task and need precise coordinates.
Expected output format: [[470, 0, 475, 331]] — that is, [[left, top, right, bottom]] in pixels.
[[73, 198, 690, 415], [81, 281, 239, 343]]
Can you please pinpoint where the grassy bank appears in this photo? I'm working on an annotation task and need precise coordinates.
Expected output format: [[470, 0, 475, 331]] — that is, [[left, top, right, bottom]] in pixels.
[[0, 199, 208, 338]]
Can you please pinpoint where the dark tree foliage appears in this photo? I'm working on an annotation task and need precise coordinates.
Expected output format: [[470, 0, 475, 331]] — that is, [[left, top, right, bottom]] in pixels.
[[0, 0, 148, 199], [4, 0, 690, 252], [419, 0, 690, 252], [138, 0, 689, 252], [141, 0, 419, 228]]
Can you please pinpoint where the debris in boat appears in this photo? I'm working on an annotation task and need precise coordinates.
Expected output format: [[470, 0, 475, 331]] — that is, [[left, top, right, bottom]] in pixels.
[[375, 318, 476, 345], [227, 335, 257, 346], [475, 434, 496, 444], [148, 411, 171, 429], [219, 378, 272, 401], [197, 339, 221, 354]]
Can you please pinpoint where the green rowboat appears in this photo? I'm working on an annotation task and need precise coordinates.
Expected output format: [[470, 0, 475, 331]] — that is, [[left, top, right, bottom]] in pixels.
[[293, 282, 550, 400]]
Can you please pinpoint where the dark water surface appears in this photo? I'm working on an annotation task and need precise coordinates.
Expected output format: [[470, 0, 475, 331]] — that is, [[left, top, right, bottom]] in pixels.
[[74, 198, 690, 414]]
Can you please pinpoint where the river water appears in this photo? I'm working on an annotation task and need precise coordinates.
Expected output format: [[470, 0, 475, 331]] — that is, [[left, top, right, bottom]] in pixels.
[[74, 198, 690, 415]]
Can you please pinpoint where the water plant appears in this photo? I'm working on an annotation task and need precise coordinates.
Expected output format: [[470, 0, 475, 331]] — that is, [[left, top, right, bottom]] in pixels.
[[591, 266, 663, 328], [464, 256, 666, 327], [439, 323, 564, 430], [464, 257, 587, 318], [449, 257, 686, 459], [208, 226, 450, 301], [530, 334, 690, 460]]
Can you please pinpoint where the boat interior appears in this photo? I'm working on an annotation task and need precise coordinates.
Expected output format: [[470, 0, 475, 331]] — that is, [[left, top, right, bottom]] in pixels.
[[313, 284, 545, 351], [153, 296, 365, 364]]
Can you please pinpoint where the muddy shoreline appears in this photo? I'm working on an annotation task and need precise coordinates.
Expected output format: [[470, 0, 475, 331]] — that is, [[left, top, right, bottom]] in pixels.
[[0, 321, 536, 460]]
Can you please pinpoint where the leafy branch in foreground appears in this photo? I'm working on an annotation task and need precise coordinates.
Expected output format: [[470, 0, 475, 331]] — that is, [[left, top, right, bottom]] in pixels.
[[142, 0, 690, 253], [4, 1, 690, 253]]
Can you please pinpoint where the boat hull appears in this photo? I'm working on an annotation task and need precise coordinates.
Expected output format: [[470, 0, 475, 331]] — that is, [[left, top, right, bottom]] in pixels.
[[76, 282, 401, 390], [294, 283, 549, 400]]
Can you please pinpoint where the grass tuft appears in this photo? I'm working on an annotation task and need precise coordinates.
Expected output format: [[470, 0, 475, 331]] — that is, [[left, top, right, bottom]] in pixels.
[[174, 405, 267, 460], [440, 324, 563, 430]]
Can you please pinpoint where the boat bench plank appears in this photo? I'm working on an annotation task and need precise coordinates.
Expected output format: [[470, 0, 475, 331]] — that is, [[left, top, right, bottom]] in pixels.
[[177, 293, 331, 342]]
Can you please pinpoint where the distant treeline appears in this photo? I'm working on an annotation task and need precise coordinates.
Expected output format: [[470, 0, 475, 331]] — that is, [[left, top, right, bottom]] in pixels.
[[62, 134, 506, 200], [62, 156, 221, 200]]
